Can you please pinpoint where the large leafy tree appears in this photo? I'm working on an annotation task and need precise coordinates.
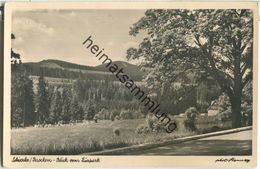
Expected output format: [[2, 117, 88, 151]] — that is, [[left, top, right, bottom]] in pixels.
[[127, 9, 253, 128]]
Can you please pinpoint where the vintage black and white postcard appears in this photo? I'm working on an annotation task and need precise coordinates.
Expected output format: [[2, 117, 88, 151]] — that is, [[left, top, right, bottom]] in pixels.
[[2, 2, 258, 168]]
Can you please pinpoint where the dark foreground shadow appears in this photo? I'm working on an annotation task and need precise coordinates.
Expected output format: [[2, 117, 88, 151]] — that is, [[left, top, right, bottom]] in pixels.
[[124, 140, 252, 156]]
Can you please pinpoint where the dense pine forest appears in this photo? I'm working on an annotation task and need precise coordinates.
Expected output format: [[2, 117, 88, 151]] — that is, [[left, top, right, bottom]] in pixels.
[[11, 64, 143, 127], [11, 61, 227, 128]]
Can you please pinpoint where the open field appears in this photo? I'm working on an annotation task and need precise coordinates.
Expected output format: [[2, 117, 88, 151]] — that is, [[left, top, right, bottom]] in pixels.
[[11, 119, 195, 155], [11, 116, 233, 155]]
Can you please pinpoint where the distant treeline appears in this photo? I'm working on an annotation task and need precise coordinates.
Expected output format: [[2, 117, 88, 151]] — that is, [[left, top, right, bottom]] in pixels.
[[11, 64, 144, 127], [23, 61, 143, 81], [40, 59, 96, 71], [11, 64, 221, 128]]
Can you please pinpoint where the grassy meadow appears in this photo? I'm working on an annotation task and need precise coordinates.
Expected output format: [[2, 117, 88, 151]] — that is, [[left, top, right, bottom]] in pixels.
[[11, 118, 195, 155]]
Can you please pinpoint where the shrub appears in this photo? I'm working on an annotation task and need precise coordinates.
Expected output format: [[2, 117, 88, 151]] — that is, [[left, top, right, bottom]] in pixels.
[[217, 108, 232, 122], [96, 108, 110, 120], [241, 102, 252, 126], [111, 116, 115, 121], [115, 115, 120, 120], [211, 126, 221, 132], [93, 115, 98, 123], [146, 114, 156, 129], [199, 126, 222, 134], [113, 128, 120, 136], [185, 107, 198, 119], [184, 107, 198, 131], [184, 119, 197, 131], [217, 93, 231, 111], [135, 125, 151, 134], [84, 101, 96, 121], [132, 110, 143, 119], [152, 120, 167, 132], [119, 110, 133, 119], [110, 110, 119, 121], [110, 112, 115, 121], [136, 114, 168, 134]]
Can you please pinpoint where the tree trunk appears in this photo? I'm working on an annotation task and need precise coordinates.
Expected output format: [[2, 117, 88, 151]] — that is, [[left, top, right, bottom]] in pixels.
[[231, 48, 243, 128], [231, 96, 242, 128], [231, 68, 242, 128]]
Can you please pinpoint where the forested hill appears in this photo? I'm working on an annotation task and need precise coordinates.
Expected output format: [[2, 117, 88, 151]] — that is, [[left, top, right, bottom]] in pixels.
[[24, 59, 97, 71], [95, 61, 144, 77], [21, 59, 145, 81]]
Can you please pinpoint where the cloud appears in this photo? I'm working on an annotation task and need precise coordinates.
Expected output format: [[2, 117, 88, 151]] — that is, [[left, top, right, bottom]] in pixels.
[[13, 17, 55, 36], [12, 10, 146, 66]]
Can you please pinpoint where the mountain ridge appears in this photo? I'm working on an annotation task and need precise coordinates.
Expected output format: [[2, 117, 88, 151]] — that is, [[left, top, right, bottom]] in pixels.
[[23, 59, 145, 80], [24, 59, 140, 70]]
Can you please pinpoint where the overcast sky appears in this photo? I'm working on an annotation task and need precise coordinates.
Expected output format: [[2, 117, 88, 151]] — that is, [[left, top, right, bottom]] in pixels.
[[12, 10, 146, 66]]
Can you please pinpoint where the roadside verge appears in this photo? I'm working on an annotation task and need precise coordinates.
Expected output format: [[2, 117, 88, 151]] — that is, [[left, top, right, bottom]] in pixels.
[[84, 126, 252, 155]]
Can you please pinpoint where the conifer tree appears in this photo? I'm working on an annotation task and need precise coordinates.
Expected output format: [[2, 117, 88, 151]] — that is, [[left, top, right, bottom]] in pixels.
[[11, 33, 35, 127], [61, 88, 72, 123], [84, 100, 96, 121], [11, 69, 35, 127], [36, 74, 49, 123], [70, 97, 84, 121], [49, 89, 62, 124]]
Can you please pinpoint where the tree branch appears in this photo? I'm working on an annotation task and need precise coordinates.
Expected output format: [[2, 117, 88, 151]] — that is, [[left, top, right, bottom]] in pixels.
[[241, 62, 250, 76], [242, 71, 252, 88], [194, 35, 235, 98]]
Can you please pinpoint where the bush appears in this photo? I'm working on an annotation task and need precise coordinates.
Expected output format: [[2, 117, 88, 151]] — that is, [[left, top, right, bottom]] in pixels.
[[132, 110, 143, 119], [217, 108, 232, 122], [136, 114, 168, 134], [184, 119, 197, 131], [119, 110, 133, 119], [147, 115, 168, 131], [217, 93, 231, 111], [84, 101, 96, 121], [110, 110, 119, 121], [96, 108, 110, 120], [184, 107, 198, 131], [115, 115, 120, 120], [93, 115, 98, 123], [135, 125, 151, 134], [241, 102, 252, 126], [146, 114, 156, 129], [111, 117, 115, 121], [152, 121, 167, 132], [110, 112, 115, 121], [113, 128, 120, 136], [185, 107, 198, 119]]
